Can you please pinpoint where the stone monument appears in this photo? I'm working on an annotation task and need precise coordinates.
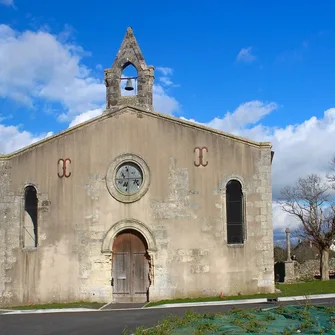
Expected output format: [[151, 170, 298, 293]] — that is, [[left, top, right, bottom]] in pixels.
[[284, 228, 295, 283]]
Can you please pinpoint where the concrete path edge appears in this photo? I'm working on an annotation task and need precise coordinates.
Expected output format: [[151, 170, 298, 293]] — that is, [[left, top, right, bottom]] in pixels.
[[0, 308, 98, 315], [2, 293, 335, 315], [146, 293, 335, 309]]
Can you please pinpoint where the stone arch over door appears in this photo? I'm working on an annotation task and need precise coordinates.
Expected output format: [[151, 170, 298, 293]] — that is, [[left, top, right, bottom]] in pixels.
[[102, 219, 157, 254], [102, 219, 157, 303]]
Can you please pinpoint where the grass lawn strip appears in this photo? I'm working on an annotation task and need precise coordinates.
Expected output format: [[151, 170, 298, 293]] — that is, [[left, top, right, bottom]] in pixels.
[[4, 301, 105, 310], [3, 280, 335, 310], [146, 280, 335, 307]]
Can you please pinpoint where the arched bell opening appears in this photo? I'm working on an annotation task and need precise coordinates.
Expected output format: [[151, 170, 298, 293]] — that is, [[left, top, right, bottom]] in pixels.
[[120, 63, 138, 96], [112, 229, 150, 303]]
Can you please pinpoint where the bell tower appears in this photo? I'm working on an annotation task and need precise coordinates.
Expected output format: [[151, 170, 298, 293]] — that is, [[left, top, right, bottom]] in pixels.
[[104, 27, 155, 112]]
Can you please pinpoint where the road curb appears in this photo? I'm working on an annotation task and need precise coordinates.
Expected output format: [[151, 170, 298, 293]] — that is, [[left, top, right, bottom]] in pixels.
[[2, 293, 335, 314], [147, 298, 268, 309], [277, 293, 335, 301], [145, 293, 335, 309], [1, 308, 98, 315]]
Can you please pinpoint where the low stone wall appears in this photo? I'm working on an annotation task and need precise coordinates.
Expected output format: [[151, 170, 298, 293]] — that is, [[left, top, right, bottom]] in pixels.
[[294, 258, 335, 281]]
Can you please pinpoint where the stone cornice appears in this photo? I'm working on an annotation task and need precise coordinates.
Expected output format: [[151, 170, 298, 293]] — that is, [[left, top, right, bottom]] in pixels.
[[0, 105, 272, 159]]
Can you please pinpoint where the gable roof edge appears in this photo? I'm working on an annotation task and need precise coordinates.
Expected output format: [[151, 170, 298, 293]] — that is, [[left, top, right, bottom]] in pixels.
[[129, 106, 272, 149], [0, 105, 271, 159], [0, 108, 117, 159]]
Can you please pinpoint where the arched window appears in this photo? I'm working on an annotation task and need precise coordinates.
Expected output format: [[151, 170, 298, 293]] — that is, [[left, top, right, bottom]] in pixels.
[[226, 180, 244, 244], [120, 63, 138, 96], [23, 186, 38, 248]]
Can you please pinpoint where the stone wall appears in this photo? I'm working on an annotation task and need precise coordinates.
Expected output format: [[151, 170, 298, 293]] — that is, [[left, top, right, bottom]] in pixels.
[[104, 27, 154, 112], [0, 159, 19, 305], [0, 107, 275, 306], [294, 258, 335, 281]]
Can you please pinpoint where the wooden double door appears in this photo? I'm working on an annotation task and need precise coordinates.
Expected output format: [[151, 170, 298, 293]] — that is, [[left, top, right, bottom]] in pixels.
[[112, 230, 150, 303]]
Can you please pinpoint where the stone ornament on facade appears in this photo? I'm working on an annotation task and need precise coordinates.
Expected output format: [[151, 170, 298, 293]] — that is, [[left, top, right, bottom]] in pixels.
[[106, 153, 150, 203], [57, 158, 71, 178], [194, 146, 208, 167]]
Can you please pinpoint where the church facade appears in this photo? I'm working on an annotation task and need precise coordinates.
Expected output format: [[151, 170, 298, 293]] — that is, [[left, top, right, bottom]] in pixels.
[[0, 28, 274, 306]]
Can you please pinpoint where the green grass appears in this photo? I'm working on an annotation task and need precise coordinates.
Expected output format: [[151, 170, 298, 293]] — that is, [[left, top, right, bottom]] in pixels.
[[145, 280, 335, 307], [4, 301, 106, 310], [276, 280, 335, 296], [4, 280, 335, 311]]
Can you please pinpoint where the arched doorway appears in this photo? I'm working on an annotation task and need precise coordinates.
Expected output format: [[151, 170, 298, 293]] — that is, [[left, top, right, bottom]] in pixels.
[[112, 229, 150, 303]]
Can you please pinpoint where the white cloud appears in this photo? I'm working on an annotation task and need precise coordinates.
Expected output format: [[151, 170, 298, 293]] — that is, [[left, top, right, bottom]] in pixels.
[[0, 24, 14, 38], [0, 0, 14, 6], [0, 24, 181, 128], [156, 67, 179, 88], [0, 124, 52, 154], [0, 24, 105, 121], [68, 108, 103, 128], [156, 67, 173, 76], [191, 102, 335, 203], [153, 84, 180, 115], [267, 109, 335, 201], [272, 202, 301, 232], [159, 77, 173, 86], [236, 47, 256, 63], [207, 101, 278, 133]]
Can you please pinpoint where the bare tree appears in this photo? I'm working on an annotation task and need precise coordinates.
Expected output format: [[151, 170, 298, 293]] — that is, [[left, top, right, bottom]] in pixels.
[[279, 174, 335, 280], [327, 155, 335, 184], [274, 244, 286, 263]]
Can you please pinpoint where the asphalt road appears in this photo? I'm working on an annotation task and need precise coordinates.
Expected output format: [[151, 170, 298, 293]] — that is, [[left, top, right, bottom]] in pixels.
[[1, 298, 335, 335]]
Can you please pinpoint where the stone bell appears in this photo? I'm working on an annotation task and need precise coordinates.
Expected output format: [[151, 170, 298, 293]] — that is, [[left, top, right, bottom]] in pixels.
[[124, 78, 134, 91]]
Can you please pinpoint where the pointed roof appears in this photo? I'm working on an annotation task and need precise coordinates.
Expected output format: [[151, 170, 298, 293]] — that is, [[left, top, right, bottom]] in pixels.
[[104, 28, 154, 111], [111, 27, 147, 70]]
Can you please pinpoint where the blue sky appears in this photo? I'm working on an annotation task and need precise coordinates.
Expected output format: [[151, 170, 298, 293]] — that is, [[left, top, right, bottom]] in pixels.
[[1, 0, 335, 238]]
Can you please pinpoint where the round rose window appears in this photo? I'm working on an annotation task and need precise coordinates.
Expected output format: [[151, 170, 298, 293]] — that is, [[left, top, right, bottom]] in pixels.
[[115, 162, 143, 195]]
